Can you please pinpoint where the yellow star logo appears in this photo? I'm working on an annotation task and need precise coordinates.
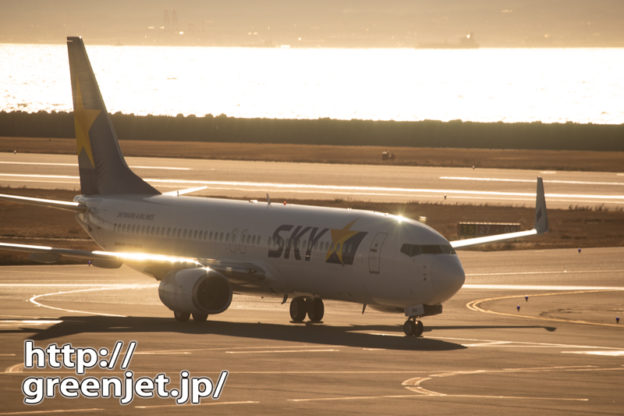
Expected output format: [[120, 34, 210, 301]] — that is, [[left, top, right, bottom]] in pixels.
[[325, 220, 359, 264], [72, 79, 100, 168]]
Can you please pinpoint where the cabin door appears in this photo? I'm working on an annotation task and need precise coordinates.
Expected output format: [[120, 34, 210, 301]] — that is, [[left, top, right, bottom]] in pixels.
[[368, 232, 388, 274]]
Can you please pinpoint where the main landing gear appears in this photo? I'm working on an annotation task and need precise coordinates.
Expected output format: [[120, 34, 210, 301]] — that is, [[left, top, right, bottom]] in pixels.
[[290, 296, 324, 323], [403, 317, 424, 337], [173, 311, 208, 323]]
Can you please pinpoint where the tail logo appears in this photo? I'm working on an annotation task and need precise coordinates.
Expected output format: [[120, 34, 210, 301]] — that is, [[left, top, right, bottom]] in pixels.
[[73, 80, 101, 168], [325, 220, 368, 265]]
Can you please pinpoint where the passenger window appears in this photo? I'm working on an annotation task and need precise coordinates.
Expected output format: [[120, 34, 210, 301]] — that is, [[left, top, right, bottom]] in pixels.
[[400, 243, 456, 257]]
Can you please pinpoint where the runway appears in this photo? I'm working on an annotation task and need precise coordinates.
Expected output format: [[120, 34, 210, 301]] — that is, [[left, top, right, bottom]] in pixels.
[[1, 152, 623, 209], [0, 247, 622, 415]]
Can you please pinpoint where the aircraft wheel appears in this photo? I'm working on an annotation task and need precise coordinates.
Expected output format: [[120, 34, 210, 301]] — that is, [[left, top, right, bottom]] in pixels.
[[290, 297, 307, 322], [414, 320, 424, 337], [192, 312, 208, 322], [174, 311, 190, 322], [403, 319, 416, 336], [307, 297, 324, 323]]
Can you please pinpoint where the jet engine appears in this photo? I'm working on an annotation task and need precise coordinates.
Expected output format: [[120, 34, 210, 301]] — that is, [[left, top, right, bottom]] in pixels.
[[158, 268, 232, 315]]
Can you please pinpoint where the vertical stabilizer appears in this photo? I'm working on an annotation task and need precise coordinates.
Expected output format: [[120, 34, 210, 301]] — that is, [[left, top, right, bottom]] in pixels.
[[67, 36, 159, 196]]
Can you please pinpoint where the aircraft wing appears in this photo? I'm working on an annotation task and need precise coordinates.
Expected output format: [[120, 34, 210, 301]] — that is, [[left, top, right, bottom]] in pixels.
[[450, 177, 548, 249], [0, 242, 199, 268], [0, 242, 267, 285]]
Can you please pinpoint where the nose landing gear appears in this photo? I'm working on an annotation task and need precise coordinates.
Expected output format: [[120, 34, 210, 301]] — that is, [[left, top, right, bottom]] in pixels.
[[173, 311, 208, 322], [403, 317, 424, 337], [174, 311, 190, 322]]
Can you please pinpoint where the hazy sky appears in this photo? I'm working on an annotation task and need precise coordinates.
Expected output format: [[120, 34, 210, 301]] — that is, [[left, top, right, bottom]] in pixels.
[[1, 0, 623, 47]]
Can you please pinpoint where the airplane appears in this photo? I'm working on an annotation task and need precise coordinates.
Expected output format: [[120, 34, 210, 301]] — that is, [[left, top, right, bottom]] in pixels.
[[0, 37, 548, 337]]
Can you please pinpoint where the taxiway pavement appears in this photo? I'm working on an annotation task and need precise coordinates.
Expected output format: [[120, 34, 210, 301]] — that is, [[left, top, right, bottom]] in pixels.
[[0, 247, 622, 415]]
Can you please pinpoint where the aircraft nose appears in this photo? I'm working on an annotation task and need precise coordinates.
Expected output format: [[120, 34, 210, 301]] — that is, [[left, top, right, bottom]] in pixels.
[[432, 255, 465, 303]]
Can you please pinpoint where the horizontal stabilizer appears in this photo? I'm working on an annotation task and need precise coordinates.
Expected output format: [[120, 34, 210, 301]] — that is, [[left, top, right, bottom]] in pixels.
[[0, 193, 83, 212]]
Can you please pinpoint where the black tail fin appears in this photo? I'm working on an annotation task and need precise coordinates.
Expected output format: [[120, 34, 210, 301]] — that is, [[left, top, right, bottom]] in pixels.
[[67, 36, 159, 196]]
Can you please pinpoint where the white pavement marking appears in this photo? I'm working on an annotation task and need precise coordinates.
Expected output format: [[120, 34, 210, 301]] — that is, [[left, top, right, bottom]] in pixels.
[[399, 365, 606, 401], [233, 370, 430, 375], [5, 363, 23, 373], [289, 395, 423, 402], [0, 161, 190, 170], [290, 392, 587, 403], [133, 401, 259, 409], [225, 348, 339, 354], [2, 173, 624, 201], [0, 179, 78, 185], [0, 283, 150, 287], [28, 284, 155, 317], [465, 290, 624, 328], [463, 284, 624, 291], [460, 341, 512, 347], [562, 351, 624, 357], [466, 269, 624, 277], [0, 320, 61, 325], [435, 336, 624, 351], [0, 174, 77, 179], [361, 332, 403, 338], [0, 409, 104, 415], [440, 176, 624, 186]]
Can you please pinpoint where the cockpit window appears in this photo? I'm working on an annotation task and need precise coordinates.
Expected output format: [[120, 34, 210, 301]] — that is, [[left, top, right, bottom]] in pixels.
[[400, 243, 456, 256]]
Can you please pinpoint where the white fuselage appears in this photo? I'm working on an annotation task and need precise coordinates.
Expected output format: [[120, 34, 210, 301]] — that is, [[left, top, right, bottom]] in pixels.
[[75, 194, 465, 311]]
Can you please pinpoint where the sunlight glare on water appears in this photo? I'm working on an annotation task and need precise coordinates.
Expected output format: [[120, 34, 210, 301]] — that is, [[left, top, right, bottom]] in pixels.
[[1, 44, 623, 123]]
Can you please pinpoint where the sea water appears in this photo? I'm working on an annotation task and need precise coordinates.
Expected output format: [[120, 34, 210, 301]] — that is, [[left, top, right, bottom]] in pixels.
[[1, 44, 623, 124]]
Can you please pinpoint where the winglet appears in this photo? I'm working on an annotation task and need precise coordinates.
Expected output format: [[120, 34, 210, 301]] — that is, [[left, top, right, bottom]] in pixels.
[[535, 177, 548, 234], [450, 177, 548, 249]]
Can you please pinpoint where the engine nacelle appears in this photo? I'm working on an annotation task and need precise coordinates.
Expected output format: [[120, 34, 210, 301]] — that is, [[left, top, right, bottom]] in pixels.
[[158, 268, 232, 315]]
